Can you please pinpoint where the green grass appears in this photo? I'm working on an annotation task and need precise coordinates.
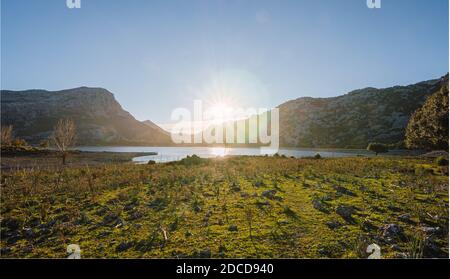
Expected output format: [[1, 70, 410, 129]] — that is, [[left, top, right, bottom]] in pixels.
[[0, 156, 448, 258]]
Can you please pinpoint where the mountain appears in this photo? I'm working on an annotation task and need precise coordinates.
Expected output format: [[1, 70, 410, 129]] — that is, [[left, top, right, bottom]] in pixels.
[[1, 76, 446, 148], [1, 87, 171, 145], [277, 76, 445, 148]]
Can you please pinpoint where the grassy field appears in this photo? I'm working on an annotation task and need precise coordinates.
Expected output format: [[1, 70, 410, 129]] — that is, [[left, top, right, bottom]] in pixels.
[[0, 155, 448, 258], [0, 149, 155, 171]]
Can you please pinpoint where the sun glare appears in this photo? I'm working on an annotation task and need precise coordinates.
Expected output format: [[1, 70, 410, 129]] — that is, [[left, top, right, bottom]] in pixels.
[[207, 102, 233, 123], [210, 147, 228, 157]]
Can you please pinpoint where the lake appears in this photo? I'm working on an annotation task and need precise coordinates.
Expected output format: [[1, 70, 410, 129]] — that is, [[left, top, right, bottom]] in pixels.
[[75, 146, 372, 163]]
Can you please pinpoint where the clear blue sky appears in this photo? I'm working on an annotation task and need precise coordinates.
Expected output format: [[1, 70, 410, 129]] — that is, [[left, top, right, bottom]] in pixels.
[[1, 0, 448, 124]]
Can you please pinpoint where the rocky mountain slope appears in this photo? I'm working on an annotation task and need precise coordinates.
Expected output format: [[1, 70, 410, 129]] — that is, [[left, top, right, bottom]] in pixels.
[[278, 76, 445, 148], [1, 87, 170, 145], [1, 75, 446, 148]]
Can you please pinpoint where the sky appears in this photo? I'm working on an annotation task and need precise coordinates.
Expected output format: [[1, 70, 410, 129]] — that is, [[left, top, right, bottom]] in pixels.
[[1, 0, 448, 127]]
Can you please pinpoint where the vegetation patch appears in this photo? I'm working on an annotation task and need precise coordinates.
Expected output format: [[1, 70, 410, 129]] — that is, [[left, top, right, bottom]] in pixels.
[[0, 156, 448, 258]]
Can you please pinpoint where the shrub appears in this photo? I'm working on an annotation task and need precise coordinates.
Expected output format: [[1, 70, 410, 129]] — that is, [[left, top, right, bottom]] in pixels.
[[12, 138, 27, 147], [180, 154, 204, 166], [367, 143, 388, 156], [39, 140, 50, 149], [436, 156, 449, 166], [405, 77, 449, 151], [314, 153, 322, 159]]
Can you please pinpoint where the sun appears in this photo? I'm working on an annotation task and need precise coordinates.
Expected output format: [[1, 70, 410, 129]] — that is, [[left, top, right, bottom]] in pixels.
[[207, 102, 234, 124]]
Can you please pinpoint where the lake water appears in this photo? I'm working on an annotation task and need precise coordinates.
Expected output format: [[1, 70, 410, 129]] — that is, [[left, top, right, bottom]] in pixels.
[[75, 146, 371, 163]]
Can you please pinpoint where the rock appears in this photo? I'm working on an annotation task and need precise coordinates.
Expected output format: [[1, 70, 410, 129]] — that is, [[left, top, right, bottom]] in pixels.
[[336, 205, 355, 221], [193, 205, 201, 213], [6, 232, 20, 244], [128, 211, 143, 221], [381, 224, 405, 241], [230, 182, 241, 192], [2, 218, 21, 231], [133, 223, 142, 229], [76, 212, 91, 225], [198, 249, 211, 258], [254, 181, 265, 187], [22, 227, 35, 239], [255, 200, 270, 208], [0, 247, 11, 255], [102, 212, 118, 224], [362, 220, 377, 232], [397, 213, 413, 223], [261, 190, 277, 199], [39, 219, 56, 230], [420, 226, 441, 235], [98, 231, 112, 238], [27, 217, 41, 227], [102, 213, 123, 228], [387, 205, 402, 212], [313, 200, 329, 213], [218, 245, 227, 255], [317, 248, 327, 256], [326, 220, 341, 230], [116, 241, 133, 252], [96, 206, 109, 216], [423, 236, 446, 258], [148, 198, 167, 211], [390, 244, 401, 251], [240, 192, 250, 198], [396, 252, 409, 259], [56, 213, 70, 223], [228, 225, 238, 232], [135, 239, 153, 253], [335, 186, 356, 196]]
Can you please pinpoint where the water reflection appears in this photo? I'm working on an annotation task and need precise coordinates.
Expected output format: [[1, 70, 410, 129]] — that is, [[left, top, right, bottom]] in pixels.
[[75, 146, 370, 164], [210, 147, 228, 157]]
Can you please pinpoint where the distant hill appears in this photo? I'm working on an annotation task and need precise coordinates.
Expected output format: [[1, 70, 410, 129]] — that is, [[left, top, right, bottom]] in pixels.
[[1, 76, 446, 148], [1, 87, 171, 145], [277, 76, 444, 148]]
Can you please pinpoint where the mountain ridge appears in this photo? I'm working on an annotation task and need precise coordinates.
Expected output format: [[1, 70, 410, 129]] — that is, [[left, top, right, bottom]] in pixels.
[[1, 75, 446, 148], [277, 75, 445, 148], [1, 87, 170, 146]]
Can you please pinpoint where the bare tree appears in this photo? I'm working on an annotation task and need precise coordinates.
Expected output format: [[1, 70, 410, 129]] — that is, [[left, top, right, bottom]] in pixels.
[[51, 119, 76, 165], [1, 125, 13, 146]]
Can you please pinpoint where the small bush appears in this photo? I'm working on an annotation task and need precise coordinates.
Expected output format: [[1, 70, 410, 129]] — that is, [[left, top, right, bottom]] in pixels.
[[12, 138, 27, 147], [436, 156, 448, 166], [39, 140, 50, 149], [179, 154, 205, 166], [314, 153, 322, 159], [367, 143, 388, 155]]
